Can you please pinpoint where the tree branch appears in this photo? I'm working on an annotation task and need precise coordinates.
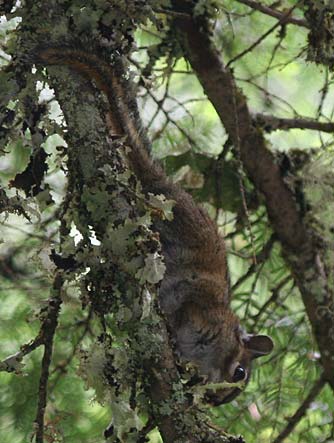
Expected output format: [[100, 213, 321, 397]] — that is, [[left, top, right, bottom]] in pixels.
[[231, 234, 277, 293], [226, 2, 302, 67], [234, 0, 308, 28], [34, 273, 63, 443], [254, 113, 334, 133], [251, 275, 292, 328]]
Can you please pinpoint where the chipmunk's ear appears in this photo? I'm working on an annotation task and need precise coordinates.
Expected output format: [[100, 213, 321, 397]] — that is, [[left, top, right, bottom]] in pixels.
[[243, 334, 274, 359]]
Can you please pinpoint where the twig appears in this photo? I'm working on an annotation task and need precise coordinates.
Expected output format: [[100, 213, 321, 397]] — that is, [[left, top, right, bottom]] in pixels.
[[273, 375, 327, 443], [227, 2, 302, 67], [234, 45, 306, 83], [33, 273, 63, 443], [231, 234, 277, 293], [237, 76, 300, 115], [130, 57, 201, 148], [0, 276, 66, 375], [153, 68, 193, 74], [0, 337, 43, 373], [254, 113, 334, 133], [235, 0, 308, 28], [49, 308, 93, 389], [317, 69, 330, 119], [251, 275, 291, 326], [146, 87, 200, 148]]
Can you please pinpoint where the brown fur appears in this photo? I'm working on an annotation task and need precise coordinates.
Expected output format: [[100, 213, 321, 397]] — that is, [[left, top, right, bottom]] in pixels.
[[37, 47, 273, 404]]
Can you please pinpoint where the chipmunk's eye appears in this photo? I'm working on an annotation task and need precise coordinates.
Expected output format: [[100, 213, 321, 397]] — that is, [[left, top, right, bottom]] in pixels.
[[232, 365, 246, 382]]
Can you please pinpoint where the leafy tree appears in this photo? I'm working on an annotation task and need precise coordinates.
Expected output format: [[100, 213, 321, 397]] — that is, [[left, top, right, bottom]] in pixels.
[[1, 1, 334, 442]]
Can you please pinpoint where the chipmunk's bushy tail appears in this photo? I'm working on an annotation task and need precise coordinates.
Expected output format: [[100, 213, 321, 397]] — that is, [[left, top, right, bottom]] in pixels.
[[37, 47, 219, 250], [37, 47, 162, 186]]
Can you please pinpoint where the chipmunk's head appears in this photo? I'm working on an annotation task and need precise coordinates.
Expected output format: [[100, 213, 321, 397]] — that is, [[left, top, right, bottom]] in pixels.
[[204, 328, 274, 405], [175, 307, 273, 405]]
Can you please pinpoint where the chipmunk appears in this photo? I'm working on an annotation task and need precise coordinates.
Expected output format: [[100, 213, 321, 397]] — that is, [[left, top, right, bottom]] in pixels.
[[37, 47, 273, 405]]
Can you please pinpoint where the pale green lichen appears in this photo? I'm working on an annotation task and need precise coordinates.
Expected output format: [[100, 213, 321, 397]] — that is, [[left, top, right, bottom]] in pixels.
[[0, 351, 24, 374], [147, 193, 175, 221], [136, 252, 166, 284], [78, 344, 109, 403], [79, 336, 148, 442]]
